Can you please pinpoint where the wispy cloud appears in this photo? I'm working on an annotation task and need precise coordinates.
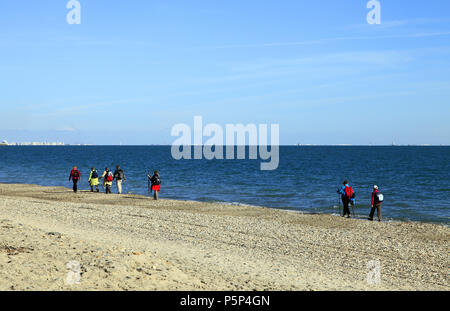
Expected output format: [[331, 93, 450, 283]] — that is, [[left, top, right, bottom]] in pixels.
[[31, 102, 114, 119], [197, 31, 450, 50], [179, 50, 413, 87], [57, 127, 76, 132], [340, 18, 450, 31]]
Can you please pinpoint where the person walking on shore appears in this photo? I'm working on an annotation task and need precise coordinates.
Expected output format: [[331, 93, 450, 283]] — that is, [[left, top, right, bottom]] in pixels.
[[69, 166, 81, 193], [100, 167, 114, 194], [88, 167, 100, 192], [113, 165, 126, 194], [337, 180, 353, 218], [148, 171, 161, 200], [369, 185, 384, 222]]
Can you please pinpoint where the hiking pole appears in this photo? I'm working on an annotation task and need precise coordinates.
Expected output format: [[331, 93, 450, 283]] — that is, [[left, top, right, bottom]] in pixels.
[[338, 194, 342, 216]]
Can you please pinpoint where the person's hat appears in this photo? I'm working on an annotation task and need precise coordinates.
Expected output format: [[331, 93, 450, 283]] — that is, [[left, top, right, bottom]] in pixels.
[[374, 185, 378, 190]]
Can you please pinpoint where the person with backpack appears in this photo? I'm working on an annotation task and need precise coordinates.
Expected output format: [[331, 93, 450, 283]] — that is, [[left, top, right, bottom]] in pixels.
[[100, 167, 114, 194], [88, 167, 100, 192], [148, 171, 161, 200], [69, 166, 81, 193], [337, 180, 354, 218], [113, 165, 126, 194], [369, 185, 384, 222]]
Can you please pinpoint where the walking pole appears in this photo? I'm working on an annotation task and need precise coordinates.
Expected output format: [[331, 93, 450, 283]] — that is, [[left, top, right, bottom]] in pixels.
[[147, 171, 150, 195], [338, 194, 342, 216]]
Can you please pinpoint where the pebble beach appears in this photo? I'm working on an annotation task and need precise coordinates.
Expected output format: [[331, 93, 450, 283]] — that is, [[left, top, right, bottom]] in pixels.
[[0, 183, 448, 291]]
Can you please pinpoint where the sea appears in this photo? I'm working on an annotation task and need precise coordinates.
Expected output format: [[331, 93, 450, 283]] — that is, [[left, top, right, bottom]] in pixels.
[[0, 146, 448, 225]]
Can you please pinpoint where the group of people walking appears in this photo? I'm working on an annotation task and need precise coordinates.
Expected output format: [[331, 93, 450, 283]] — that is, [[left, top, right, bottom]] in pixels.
[[68, 165, 127, 194], [68, 167, 382, 216], [68, 165, 161, 200], [337, 180, 384, 221]]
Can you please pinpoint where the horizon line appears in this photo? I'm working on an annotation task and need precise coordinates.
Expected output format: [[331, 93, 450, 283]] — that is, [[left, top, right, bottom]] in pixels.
[[1, 144, 449, 147]]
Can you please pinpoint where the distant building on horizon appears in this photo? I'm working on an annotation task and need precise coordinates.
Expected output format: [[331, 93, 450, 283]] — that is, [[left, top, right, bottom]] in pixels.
[[0, 140, 66, 146]]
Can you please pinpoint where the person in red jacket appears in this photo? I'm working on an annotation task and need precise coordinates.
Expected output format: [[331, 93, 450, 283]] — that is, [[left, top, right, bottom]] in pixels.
[[369, 185, 384, 221], [69, 166, 81, 193]]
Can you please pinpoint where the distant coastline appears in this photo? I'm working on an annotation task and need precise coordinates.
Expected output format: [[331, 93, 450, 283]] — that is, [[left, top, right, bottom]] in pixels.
[[0, 140, 91, 146], [1, 143, 449, 147]]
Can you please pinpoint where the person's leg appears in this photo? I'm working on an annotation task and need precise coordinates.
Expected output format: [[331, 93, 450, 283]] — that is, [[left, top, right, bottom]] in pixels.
[[117, 179, 122, 194], [90, 185, 93, 192], [73, 180, 78, 192], [369, 207, 375, 220], [343, 198, 350, 217], [377, 204, 382, 221], [342, 198, 349, 216], [95, 185, 99, 192]]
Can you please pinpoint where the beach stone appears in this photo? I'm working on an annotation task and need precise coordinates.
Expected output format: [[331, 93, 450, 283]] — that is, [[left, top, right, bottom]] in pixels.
[[47, 232, 62, 238]]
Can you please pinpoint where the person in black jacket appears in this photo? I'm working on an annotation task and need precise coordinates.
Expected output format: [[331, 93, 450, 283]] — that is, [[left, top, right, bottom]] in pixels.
[[147, 171, 161, 200], [113, 165, 126, 194]]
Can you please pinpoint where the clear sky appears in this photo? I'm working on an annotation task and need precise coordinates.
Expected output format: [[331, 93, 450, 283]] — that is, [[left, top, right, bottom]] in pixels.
[[1, 0, 449, 145]]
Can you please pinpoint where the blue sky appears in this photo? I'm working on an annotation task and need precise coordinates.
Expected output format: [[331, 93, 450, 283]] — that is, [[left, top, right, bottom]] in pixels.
[[0, 0, 449, 145]]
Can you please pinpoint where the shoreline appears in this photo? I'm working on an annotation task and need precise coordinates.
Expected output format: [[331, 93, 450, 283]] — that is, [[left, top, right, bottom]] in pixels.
[[2, 181, 447, 227], [0, 183, 449, 290]]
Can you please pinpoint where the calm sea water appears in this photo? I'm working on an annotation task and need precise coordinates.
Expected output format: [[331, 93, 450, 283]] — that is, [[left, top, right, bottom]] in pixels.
[[0, 146, 448, 225]]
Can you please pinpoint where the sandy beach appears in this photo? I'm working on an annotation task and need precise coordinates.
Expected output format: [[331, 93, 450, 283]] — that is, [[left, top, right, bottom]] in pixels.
[[0, 183, 448, 291]]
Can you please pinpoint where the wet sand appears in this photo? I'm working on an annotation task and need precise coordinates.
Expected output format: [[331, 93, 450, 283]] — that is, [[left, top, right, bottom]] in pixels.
[[0, 183, 448, 291]]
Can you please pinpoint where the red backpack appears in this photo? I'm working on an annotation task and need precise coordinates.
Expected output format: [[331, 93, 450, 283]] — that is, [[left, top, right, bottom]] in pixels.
[[345, 185, 354, 198], [106, 171, 114, 182]]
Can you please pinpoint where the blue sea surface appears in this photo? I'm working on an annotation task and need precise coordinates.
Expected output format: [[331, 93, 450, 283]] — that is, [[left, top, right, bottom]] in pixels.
[[0, 146, 448, 225]]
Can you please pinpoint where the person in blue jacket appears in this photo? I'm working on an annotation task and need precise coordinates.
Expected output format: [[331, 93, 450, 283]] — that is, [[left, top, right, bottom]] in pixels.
[[337, 180, 353, 218]]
